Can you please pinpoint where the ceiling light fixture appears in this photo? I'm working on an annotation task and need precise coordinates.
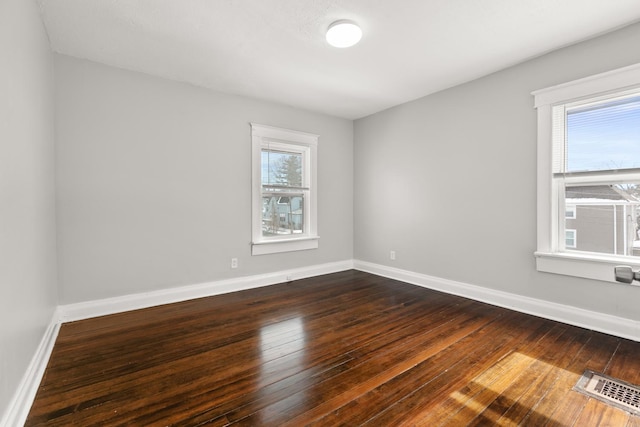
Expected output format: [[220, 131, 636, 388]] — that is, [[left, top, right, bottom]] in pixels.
[[326, 20, 362, 48]]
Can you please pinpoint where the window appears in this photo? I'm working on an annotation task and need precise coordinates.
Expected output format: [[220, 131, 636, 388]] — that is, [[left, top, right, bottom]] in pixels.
[[565, 205, 576, 219], [251, 123, 318, 255], [565, 229, 577, 248], [533, 63, 640, 282]]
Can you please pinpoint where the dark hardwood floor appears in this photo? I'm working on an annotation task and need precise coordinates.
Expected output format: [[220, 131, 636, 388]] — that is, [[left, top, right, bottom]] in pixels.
[[26, 270, 640, 426]]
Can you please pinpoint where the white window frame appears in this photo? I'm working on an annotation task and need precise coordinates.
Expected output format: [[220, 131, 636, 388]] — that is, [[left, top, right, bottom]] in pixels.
[[251, 123, 319, 255], [532, 63, 640, 282]]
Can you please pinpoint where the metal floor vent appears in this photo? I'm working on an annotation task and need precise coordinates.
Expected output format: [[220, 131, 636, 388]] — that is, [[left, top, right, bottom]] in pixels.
[[574, 370, 640, 416]]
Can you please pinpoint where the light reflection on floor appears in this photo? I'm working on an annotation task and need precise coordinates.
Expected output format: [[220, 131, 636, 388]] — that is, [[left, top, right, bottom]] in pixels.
[[408, 351, 578, 426], [259, 317, 306, 362], [257, 316, 308, 423]]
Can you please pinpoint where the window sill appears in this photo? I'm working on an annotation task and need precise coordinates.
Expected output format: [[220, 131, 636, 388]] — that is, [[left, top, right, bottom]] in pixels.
[[535, 251, 640, 284], [252, 236, 319, 255]]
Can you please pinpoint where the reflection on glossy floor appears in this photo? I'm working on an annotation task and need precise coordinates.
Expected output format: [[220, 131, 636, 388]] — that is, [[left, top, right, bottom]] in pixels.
[[26, 270, 640, 426]]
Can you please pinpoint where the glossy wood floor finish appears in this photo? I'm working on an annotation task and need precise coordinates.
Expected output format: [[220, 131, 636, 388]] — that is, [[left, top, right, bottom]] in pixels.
[[26, 270, 640, 426]]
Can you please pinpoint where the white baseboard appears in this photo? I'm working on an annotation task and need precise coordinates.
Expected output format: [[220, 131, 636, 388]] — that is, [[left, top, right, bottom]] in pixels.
[[354, 260, 640, 342], [58, 260, 354, 323], [1, 313, 60, 427], [2, 260, 353, 426], [6, 258, 638, 427]]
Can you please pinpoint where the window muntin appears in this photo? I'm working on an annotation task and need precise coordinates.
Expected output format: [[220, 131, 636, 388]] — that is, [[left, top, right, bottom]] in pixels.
[[251, 123, 318, 255]]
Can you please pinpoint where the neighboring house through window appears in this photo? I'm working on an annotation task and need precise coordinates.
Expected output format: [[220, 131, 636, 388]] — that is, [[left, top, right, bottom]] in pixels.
[[533, 63, 640, 282], [565, 186, 639, 256], [251, 123, 318, 255]]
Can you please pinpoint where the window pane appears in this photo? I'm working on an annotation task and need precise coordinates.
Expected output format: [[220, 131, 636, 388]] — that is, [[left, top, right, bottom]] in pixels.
[[261, 149, 303, 187], [564, 184, 640, 256], [566, 95, 640, 173], [565, 205, 576, 219], [262, 195, 304, 236]]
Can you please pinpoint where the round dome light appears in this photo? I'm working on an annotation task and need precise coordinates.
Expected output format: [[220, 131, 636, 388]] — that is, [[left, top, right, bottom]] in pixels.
[[326, 20, 362, 48]]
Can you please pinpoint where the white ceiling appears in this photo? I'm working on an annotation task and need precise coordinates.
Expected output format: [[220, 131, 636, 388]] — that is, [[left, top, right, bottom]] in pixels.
[[38, 0, 640, 120]]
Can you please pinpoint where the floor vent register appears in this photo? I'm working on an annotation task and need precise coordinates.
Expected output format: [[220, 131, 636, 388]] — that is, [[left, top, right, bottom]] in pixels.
[[574, 370, 640, 416]]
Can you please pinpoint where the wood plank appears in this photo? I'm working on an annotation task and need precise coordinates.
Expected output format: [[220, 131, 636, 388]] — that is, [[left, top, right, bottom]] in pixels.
[[24, 270, 640, 426], [39, 286, 460, 425], [573, 398, 630, 427], [306, 313, 551, 427], [148, 299, 480, 425], [481, 325, 592, 426], [365, 319, 562, 426], [38, 274, 400, 396], [217, 302, 498, 425], [528, 331, 620, 426]]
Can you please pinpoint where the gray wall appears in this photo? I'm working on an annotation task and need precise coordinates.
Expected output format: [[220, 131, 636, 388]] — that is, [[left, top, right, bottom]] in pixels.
[[2, 8, 639, 417], [0, 0, 58, 418], [55, 55, 354, 304], [354, 22, 640, 320]]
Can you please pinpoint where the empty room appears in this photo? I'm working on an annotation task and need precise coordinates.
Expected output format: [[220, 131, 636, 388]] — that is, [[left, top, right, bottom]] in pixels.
[[3, 0, 640, 425]]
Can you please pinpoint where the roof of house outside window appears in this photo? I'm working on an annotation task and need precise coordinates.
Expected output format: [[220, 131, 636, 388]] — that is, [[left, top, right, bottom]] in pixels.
[[566, 185, 640, 202]]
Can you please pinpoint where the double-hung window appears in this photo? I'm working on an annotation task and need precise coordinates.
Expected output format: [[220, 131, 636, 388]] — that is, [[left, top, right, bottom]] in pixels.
[[533, 63, 640, 282], [251, 123, 318, 255]]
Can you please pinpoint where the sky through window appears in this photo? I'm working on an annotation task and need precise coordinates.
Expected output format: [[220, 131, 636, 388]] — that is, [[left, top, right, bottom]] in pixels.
[[567, 95, 640, 172]]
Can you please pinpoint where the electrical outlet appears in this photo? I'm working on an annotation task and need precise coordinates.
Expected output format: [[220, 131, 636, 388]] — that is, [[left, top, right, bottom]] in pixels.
[[231, 258, 238, 269], [390, 250, 396, 260]]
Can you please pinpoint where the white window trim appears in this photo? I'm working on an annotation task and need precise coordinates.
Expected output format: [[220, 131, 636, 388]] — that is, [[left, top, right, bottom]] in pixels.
[[532, 62, 640, 283], [251, 123, 319, 255]]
